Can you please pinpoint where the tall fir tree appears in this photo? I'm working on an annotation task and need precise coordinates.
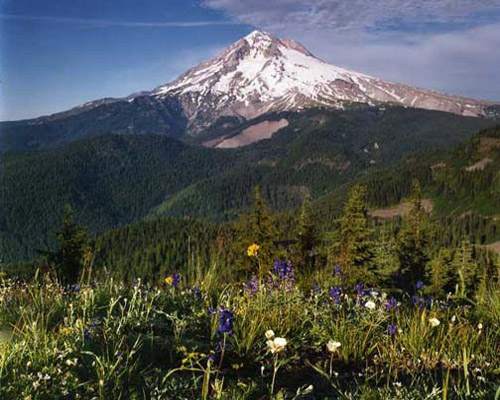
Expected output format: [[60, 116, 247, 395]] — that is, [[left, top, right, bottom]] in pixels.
[[426, 247, 453, 298], [45, 205, 90, 285], [239, 187, 277, 274], [296, 193, 319, 271], [395, 180, 430, 292], [333, 184, 375, 285], [452, 239, 477, 298]]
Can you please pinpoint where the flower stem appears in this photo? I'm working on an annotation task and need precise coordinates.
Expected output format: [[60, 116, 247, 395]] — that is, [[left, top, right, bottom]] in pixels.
[[271, 353, 279, 395]]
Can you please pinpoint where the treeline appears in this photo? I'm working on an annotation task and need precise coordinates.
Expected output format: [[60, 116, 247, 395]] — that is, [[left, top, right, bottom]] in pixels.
[[1, 109, 496, 263], [0, 134, 237, 262], [4, 180, 498, 307]]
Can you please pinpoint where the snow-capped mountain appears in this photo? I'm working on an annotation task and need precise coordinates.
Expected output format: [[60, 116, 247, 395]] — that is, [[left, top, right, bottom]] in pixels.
[[150, 30, 494, 132], [3, 30, 498, 153]]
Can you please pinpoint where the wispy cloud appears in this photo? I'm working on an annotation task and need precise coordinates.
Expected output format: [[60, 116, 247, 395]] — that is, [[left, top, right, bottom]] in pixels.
[[201, 0, 500, 32], [201, 0, 500, 101], [0, 13, 237, 28]]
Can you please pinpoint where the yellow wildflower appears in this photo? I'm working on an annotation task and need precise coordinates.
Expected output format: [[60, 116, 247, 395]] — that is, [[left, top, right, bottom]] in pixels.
[[247, 244, 260, 257], [59, 327, 72, 336], [165, 276, 174, 285]]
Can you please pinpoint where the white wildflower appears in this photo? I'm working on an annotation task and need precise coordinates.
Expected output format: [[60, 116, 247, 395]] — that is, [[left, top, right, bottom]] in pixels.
[[267, 337, 287, 354], [326, 339, 341, 353], [265, 330, 275, 340], [364, 300, 376, 310]]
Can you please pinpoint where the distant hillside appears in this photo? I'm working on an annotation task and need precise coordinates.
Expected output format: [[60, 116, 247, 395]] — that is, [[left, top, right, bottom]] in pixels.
[[151, 107, 494, 220], [312, 125, 500, 240], [0, 106, 496, 262], [0, 134, 235, 261]]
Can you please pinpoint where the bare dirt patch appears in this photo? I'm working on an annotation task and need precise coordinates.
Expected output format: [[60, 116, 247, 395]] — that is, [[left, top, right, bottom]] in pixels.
[[215, 119, 289, 149], [485, 241, 500, 255], [202, 136, 228, 148], [478, 137, 500, 153], [368, 199, 433, 219], [464, 158, 493, 171]]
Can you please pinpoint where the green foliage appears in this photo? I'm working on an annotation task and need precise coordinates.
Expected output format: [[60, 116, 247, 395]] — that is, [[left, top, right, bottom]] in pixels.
[[43, 205, 91, 284], [426, 248, 453, 298], [238, 187, 278, 275], [0, 134, 235, 262], [1, 109, 496, 263], [332, 184, 376, 284], [396, 181, 431, 291], [453, 239, 478, 298], [295, 193, 319, 271]]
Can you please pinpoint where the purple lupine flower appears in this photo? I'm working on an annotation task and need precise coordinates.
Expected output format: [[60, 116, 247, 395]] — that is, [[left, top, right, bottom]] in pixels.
[[385, 297, 399, 312], [192, 286, 202, 300], [354, 283, 364, 295], [172, 274, 181, 287], [416, 280, 424, 290], [388, 324, 397, 336], [217, 307, 234, 334], [245, 276, 259, 296], [334, 265, 342, 278], [273, 260, 294, 281], [265, 275, 278, 290], [208, 307, 217, 315], [329, 286, 342, 304], [411, 294, 428, 309], [313, 283, 319, 292]]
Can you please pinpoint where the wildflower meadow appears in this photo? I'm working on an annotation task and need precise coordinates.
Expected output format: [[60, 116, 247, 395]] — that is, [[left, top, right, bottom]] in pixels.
[[1, 184, 499, 399], [0, 255, 499, 399]]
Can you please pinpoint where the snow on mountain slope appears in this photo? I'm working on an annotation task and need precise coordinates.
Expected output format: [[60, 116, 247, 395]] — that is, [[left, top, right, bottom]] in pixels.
[[151, 30, 495, 133]]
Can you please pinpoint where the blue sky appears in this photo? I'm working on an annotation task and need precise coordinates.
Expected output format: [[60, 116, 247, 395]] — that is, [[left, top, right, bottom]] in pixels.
[[1, 0, 499, 121]]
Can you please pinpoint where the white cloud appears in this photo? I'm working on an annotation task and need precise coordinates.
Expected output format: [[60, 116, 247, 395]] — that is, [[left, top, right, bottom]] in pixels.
[[0, 13, 237, 28], [201, 0, 500, 101], [201, 0, 500, 31]]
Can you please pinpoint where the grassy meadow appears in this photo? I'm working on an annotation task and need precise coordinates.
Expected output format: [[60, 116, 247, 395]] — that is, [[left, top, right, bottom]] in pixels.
[[0, 259, 499, 399]]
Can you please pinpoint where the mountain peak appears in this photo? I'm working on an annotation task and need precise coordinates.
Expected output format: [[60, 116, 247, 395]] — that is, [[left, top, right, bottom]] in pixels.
[[244, 30, 275, 44], [151, 31, 493, 132]]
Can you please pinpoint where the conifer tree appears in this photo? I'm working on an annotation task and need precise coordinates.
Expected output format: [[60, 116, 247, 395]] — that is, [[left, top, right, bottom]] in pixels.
[[396, 180, 430, 292], [333, 184, 375, 284], [296, 193, 318, 270], [452, 239, 477, 298], [239, 187, 277, 271], [426, 247, 453, 298], [45, 205, 90, 285]]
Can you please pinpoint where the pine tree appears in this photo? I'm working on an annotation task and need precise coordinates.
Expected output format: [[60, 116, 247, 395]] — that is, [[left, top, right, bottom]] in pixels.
[[452, 239, 477, 298], [45, 205, 90, 285], [296, 193, 318, 271], [333, 184, 375, 284], [426, 247, 453, 298], [239, 187, 277, 273], [395, 180, 430, 292]]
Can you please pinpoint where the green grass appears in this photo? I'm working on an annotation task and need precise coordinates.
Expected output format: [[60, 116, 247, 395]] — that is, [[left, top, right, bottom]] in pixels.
[[1, 262, 499, 400]]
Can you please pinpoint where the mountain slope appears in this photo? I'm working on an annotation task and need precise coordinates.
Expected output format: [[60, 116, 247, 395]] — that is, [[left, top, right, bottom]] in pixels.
[[0, 134, 236, 261], [1, 31, 498, 153], [0, 107, 496, 262], [154, 30, 496, 135], [150, 107, 494, 220], [0, 96, 187, 153]]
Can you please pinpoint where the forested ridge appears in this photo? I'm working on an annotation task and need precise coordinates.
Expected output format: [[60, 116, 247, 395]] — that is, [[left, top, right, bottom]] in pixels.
[[1, 112, 500, 400], [0, 106, 497, 263]]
